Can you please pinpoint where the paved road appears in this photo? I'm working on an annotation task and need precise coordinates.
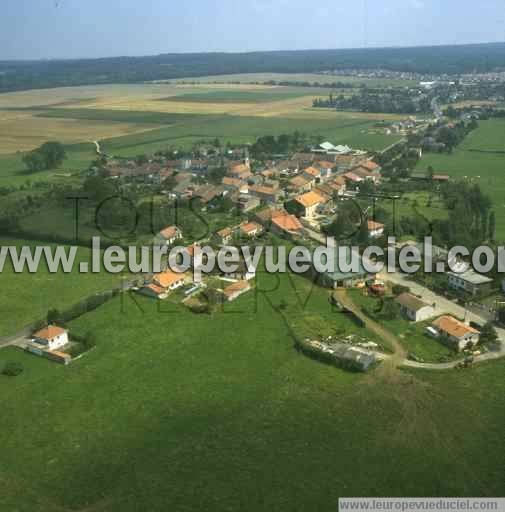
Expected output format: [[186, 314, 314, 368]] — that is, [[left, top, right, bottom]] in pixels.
[[339, 286, 505, 370], [302, 229, 505, 369], [377, 271, 505, 368]]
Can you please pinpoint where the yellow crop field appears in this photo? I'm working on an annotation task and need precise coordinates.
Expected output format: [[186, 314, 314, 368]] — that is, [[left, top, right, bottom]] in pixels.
[[0, 82, 404, 153], [0, 111, 159, 153]]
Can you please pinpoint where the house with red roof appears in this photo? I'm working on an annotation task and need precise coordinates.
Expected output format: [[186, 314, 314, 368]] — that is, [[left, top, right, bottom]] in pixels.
[[32, 325, 69, 351]]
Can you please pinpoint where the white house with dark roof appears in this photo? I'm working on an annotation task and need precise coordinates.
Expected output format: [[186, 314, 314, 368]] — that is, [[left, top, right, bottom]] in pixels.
[[395, 293, 435, 322]]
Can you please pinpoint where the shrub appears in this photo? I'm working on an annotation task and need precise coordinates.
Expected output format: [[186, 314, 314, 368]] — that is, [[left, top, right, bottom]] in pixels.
[[47, 308, 64, 325], [2, 362, 24, 377], [392, 284, 410, 296]]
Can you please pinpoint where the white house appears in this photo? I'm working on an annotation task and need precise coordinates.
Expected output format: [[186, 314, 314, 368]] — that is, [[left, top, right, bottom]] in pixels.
[[432, 315, 480, 352], [32, 325, 69, 351], [395, 293, 435, 322]]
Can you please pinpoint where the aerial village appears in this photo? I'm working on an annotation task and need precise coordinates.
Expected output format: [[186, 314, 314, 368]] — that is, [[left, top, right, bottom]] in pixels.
[[23, 124, 503, 372]]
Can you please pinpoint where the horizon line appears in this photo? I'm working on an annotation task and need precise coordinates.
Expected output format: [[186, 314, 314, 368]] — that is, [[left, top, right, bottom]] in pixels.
[[1, 39, 505, 64]]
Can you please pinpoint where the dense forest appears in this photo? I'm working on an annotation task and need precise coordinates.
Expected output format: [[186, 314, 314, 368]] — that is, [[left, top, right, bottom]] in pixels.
[[1, 42, 505, 93]]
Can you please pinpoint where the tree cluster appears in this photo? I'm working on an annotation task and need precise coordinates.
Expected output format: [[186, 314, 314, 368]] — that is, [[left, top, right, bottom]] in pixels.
[[22, 142, 66, 172]]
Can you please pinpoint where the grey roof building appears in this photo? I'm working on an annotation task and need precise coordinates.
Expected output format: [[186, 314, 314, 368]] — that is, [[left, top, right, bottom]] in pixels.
[[315, 246, 371, 289]]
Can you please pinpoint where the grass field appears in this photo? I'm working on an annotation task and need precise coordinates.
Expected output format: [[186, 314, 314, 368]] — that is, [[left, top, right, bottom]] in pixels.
[[17, 199, 241, 247], [416, 119, 505, 240], [95, 113, 400, 156], [0, 143, 97, 187], [0, 266, 503, 510], [0, 238, 123, 336]]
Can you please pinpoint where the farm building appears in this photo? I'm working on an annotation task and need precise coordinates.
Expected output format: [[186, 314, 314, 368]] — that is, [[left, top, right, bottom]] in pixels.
[[395, 293, 435, 322]]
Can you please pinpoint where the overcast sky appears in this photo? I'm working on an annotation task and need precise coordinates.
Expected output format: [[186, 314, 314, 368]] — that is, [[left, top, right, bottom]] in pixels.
[[1, 0, 505, 60]]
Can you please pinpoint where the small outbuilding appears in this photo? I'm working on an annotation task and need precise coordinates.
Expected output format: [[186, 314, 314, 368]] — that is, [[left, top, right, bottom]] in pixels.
[[395, 293, 435, 322]]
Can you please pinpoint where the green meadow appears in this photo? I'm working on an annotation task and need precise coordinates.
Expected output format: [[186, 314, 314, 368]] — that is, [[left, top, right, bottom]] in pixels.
[[0, 238, 123, 336], [0, 268, 504, 511], [96, 112, 398, 156], [416, 119, 505, 240], [0, 143, 96, 188], [31, 108, 399, 156]]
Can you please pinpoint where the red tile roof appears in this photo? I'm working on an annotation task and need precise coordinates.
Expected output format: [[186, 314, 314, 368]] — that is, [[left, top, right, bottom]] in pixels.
[[272, 213, 303, 233], [367, 220, 385, 231], [33, 325, 67, 340], [154, 270, 185, 289], [433, 316, 479, 339], [295, 191, 328, 208]]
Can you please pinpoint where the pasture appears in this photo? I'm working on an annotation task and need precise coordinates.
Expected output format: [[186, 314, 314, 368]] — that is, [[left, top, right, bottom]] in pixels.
[[95, 112, 401, 156], [0, 238, 123, 336], [0, 144, 96, 187], [416, 119, 505, 240], [0, 266, 504, 510]]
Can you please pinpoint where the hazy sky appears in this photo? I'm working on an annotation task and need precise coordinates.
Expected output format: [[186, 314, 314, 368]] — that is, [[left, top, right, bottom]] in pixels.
[[1, 0, 505, 60]]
